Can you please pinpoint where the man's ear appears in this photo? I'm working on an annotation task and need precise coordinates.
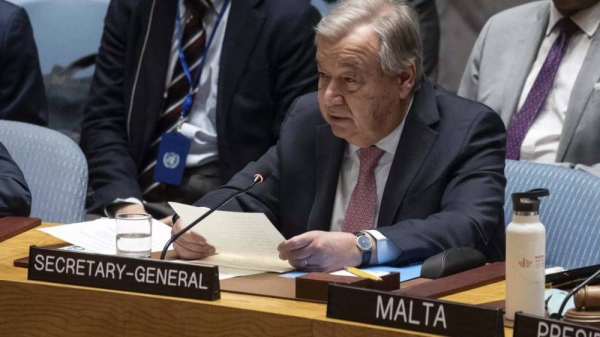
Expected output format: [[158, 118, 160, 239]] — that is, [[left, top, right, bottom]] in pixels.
[[397, 62, 417, 100]]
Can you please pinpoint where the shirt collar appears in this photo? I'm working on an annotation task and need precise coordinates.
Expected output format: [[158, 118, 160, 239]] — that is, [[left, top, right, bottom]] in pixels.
[[346, 97, 414, 157], [547, 1, 600, 38]]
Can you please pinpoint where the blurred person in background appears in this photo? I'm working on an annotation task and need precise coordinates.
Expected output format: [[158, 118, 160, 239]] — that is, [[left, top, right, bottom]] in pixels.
[[0, 0, 48, 126], [81, 0, 321, 221], [459, 0, 600, 175]]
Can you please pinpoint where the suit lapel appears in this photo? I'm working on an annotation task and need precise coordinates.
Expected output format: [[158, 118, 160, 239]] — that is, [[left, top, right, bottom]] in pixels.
[[377, 82, 439, 228], [557, 31, 600, 161], [499, 6, 549, 124], [130, 0, 177, 155], [217, 0, 266, 136], [307, 124, 345, 232]]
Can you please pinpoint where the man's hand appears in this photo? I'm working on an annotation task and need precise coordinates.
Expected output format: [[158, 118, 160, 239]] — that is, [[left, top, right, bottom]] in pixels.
[[277, 231, 362, 272], [159, 216, 173, 226], [171, 219, 215, 260], [110, 203, 146, 216]]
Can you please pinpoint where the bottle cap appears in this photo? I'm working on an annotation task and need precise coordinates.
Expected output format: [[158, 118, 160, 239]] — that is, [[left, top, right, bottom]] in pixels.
[[511, 188, 550, 214]]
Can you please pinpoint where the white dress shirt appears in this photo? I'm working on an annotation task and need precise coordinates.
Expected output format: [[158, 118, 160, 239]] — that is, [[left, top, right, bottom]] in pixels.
[[166, 0, 231, 168], [517, 2, 600, 163], [329, 100, 412, 264]]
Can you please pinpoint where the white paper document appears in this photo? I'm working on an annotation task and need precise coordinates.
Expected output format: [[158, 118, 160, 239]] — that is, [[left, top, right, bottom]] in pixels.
[[215, 267, 264, 280], [168, 262, 264, 280], [38, 218, 173, 255], [170, 202, 294, 273]]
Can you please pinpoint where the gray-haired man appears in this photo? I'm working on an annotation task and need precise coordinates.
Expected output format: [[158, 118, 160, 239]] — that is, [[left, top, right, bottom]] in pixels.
[[172, 0, 507, 271]]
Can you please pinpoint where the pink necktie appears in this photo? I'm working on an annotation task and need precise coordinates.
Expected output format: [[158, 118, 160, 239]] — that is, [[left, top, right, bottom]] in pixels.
[[342, 146, 385, 233]]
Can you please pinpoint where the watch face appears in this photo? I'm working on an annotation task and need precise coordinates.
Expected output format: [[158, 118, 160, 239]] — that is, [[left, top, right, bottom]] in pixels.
[[356, 235, 372, 251]]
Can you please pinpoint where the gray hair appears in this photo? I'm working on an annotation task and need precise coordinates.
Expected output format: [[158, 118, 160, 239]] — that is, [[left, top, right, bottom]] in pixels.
[[315, 0, 423, 80]]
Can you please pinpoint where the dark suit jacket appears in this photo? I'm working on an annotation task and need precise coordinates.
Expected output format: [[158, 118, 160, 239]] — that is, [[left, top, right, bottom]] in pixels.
[[0, 141, 31, 217], [195, 81, 507, 265], [80, 0, 320, 214], [0, 0, 48, 126]]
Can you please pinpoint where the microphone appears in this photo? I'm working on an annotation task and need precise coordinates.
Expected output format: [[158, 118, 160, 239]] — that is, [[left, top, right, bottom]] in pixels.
[[159, 165, 272, 260]]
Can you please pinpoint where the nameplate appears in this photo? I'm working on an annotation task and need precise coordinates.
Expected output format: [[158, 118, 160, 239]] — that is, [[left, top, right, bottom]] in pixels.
[[27, 246, 220, 301], [514, 312, 600, 337], [327, 284, 504, 337]]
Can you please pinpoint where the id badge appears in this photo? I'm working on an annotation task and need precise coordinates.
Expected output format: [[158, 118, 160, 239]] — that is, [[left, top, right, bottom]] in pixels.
[[154, 131, 190, 185]]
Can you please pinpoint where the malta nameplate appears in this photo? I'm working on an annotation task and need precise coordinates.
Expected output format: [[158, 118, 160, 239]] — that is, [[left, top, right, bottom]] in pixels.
[[514, 312, 600, 337], [27, 246, 220, 301], [327, 284, 504, 337]]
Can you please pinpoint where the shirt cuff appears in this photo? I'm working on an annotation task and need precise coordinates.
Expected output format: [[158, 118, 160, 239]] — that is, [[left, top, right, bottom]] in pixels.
[[364, 229, 401, 264], [104, 198, 143, 217]]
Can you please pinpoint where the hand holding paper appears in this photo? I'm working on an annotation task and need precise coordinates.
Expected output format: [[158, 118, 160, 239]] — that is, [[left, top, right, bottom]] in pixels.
[[278, 230, 362, 272], [169, 202, 293, 273], [171, 218, 215, 260]]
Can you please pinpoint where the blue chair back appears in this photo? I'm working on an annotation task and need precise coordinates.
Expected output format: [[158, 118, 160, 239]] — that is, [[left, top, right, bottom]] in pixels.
[[8, 0, 109, 75], [311, 0, 335, 15], [0, 121, 87, 223], [505, 160, 600, 270]]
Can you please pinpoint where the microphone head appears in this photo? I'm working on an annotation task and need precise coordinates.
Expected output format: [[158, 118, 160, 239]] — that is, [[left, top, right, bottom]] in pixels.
[[253, 165, 272, 183]]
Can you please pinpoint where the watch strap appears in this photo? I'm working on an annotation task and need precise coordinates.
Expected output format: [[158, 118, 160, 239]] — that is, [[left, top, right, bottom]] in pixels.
[[361, 248, 372, 267], [354, 232, 372, 267]]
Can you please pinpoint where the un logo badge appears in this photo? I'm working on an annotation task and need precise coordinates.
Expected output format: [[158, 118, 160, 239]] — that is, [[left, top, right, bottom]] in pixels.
[[163, 152, 180, 169]]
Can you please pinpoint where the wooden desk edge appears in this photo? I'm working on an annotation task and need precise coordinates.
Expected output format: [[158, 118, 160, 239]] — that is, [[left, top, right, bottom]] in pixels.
[[0, 223, 513, 337]]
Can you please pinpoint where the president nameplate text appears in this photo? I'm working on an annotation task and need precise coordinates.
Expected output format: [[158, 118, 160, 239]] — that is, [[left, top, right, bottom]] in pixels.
[[514, 312, 600, 337]]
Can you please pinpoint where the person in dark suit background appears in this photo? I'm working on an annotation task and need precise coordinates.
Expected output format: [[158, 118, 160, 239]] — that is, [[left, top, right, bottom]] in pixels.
[[0, 0, 48, 126], [172, 0, 506, 271], [0, 141, 31, 217], [81, 0, 320, 221]]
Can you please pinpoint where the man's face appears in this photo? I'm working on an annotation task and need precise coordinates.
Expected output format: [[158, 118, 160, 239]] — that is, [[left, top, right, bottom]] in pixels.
[[316, 25, 414, 148], [553, 0, 600, 16]]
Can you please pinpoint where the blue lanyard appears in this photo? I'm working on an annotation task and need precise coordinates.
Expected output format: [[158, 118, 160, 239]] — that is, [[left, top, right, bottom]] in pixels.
[[174, 0, 230, 119]]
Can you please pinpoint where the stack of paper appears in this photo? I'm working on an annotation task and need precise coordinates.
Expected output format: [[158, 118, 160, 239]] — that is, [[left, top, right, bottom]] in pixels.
[[38, 218, 173, 254], [39, 203, 294, 277], [170, 203, 294, 273]]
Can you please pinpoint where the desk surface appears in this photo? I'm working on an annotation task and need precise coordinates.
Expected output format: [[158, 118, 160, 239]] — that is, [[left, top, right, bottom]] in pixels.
[[0, 223, 513, 337]]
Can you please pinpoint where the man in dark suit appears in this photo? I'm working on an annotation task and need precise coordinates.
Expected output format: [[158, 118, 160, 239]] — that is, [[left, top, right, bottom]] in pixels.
[[172, 0, 506, 271], [0, 0, 48, 126], [0, 141, 31, 217], [80, 0, 320, 220]]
